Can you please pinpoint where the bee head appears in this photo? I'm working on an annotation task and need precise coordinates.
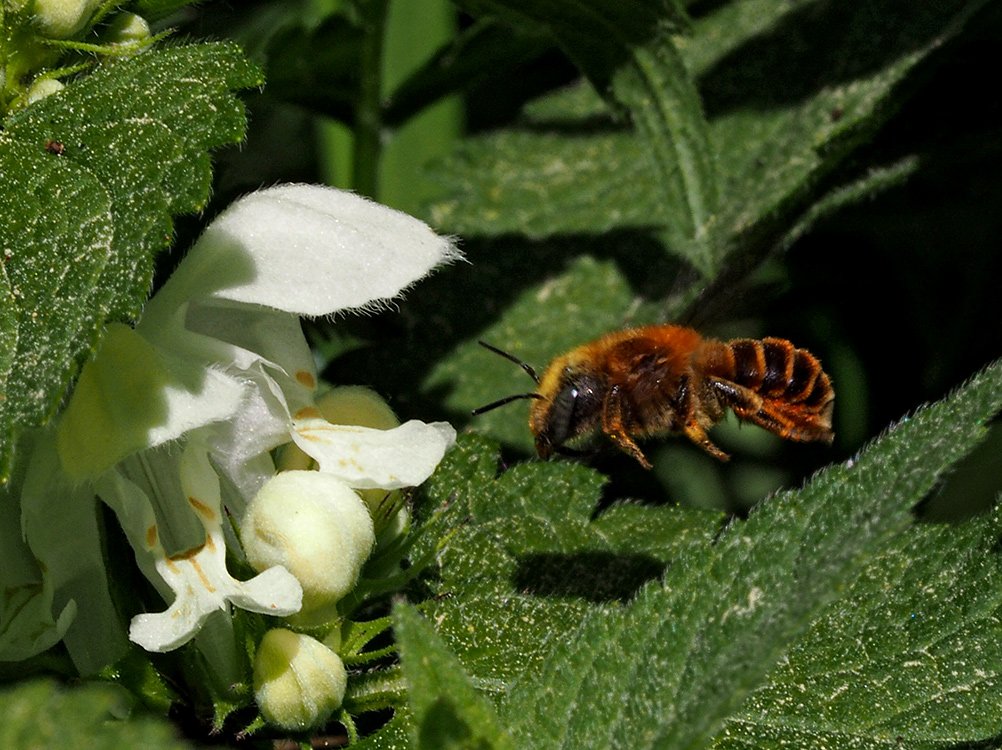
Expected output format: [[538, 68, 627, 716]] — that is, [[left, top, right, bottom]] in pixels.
[[530, 365, 604, 458]]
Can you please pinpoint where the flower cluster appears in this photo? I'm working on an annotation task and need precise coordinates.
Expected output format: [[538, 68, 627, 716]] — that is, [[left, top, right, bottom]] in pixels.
[[9, 185, 458, 729]]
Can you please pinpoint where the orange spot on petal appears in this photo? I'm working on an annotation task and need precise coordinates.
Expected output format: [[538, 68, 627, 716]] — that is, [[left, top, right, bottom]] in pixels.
[[146, 525, 158, 548], [296, 370, 317, 389], [187, 496, 216, 521], [294, 406, 322, 420], [169, 541, 207, 562]]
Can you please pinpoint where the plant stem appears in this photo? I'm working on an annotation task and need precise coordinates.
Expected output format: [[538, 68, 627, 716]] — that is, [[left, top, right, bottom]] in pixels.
[[353, 0, 390, 199]]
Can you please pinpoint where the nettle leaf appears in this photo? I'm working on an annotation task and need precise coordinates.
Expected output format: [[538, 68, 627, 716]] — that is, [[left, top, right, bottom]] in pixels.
[[5, 42, 262, 316], [0, 679, 193, 749], [0, 143, 112, 463], [395, 603, 516, 750], [717, 505, 1002, 749], [411, 433, 722, 692], [494, 360, 1002, 748], [444, 0, 718, 270], [0, 43, 262, 476], [430, 1, 986, 276]]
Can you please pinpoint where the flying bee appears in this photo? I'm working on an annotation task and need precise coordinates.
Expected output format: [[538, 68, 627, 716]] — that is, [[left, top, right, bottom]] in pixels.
[[473, 325, 834, 469]]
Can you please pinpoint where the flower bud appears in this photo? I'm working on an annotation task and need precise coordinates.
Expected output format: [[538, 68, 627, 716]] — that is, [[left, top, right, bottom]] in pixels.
[[26, 77, 63, 104], [241, 471, 374, 622], [103, 12, 150, 47], [253, 629, 347, 730], [33, 0, 101, 38]]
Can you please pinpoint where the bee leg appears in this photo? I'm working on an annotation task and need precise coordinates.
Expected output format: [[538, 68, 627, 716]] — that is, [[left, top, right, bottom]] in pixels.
[[681, 421, 730, 462], [709, 377, 798, 439], [679, 373, 730, 461], [601, 387, 653, 470]]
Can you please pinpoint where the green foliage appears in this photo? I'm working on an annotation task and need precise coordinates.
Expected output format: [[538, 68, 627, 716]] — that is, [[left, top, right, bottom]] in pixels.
[[0, 679, 195, 749], [452, 0, 717, 270], [394, 603, 515, 750], [429, 0, 987, 279], [2, 0, 1000, 747], [0, 41, 261, 478], [409, 433, 722, 688]]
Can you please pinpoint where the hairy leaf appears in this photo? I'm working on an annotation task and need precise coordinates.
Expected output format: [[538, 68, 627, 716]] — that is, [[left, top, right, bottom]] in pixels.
[[717, 505, 1002, 749], [446, 0, 718, 269], [395, 603, 515, 750], [430, 0, 987, 280], [412, 433, 722, 692], [0, 43, 261, 476]]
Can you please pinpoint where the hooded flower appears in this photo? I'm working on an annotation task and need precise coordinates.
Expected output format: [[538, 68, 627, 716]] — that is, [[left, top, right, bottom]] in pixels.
[[18, 185, 458, 671]]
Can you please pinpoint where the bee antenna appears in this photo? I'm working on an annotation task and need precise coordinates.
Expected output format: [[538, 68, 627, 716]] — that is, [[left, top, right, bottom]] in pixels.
[[477, 340, 540, 384], [472, 392, 546, 416]]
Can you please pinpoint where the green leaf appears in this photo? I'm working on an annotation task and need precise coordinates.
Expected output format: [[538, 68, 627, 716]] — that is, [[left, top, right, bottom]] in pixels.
[[430, 1, 986, 278], [690, 0, 991, 287], [411, 433, 722, 691], [496, 359, 1002, 748], [448, 0, 717, 269], [351, 704, 416, 750], [0, 42, 262, 477], [395, 602, 516, 750], [6, 42, 262, 316], [718, 505, 1002, 749], [0, 142, 112, 458], [0, 679, 195, 749]]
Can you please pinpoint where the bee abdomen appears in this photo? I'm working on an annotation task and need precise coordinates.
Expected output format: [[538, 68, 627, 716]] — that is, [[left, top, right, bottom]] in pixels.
[[723, 337, 832, 411]]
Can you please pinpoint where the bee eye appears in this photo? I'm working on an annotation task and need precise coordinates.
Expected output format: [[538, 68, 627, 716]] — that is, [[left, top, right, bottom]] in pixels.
[[546, 373, 602, 446]]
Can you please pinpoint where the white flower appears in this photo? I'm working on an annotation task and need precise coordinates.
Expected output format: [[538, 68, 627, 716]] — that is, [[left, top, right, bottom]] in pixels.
[[21, 185, 458, 667], [96, 440, 303, 653]]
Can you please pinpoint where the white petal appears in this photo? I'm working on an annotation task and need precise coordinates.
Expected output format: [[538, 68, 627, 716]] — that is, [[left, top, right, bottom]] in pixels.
[[145, 184, 459, 320], [99, 442, 303, 653], [228, 566, 308, 615], [56, 324, 244, 479], [289, 418, 456, 489], [129, 594, 216, 652], [182, 300, 318, 387]]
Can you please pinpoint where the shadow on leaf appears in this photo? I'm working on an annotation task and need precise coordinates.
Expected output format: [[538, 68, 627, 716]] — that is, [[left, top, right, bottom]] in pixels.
[[512, 551, 665, 603]]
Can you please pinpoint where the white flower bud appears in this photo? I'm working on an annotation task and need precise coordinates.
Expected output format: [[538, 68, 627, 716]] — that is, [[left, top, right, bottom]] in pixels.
[[26, 77, 63, 103], [103, 12, 151, 46], [241, 471, 374, 622], [254, 629, 347, 731], [33, 0, 101, 38]]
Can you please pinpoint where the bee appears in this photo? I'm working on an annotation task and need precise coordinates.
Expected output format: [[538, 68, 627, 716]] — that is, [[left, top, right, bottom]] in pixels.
[[474, 325, 834, 469]]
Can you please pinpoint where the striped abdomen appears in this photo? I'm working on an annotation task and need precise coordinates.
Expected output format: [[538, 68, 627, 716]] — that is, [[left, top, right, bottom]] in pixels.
[[701, 337, 834, 442]]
